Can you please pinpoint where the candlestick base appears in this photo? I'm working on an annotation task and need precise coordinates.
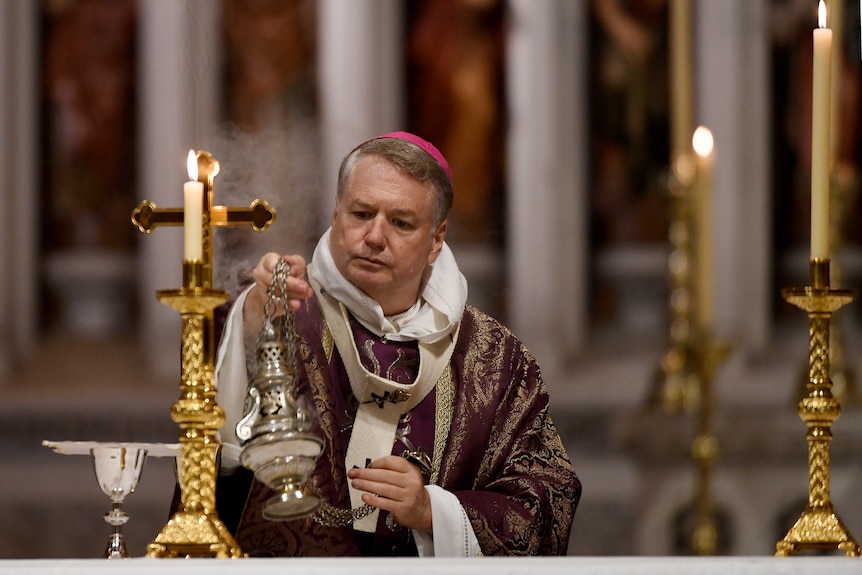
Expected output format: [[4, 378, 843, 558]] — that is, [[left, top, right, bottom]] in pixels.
[[776, 506, 860, 557], [685, 334, 730, 556], [147, 511, 242, 559]]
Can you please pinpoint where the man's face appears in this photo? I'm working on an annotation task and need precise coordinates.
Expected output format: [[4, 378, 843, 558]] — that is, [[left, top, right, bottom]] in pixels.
[[330, 154, 447, 316]]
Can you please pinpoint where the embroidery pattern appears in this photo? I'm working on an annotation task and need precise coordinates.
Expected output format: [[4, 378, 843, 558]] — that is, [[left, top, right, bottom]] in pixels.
[[386, 348, 409, 381], [322, 322, 334, 361], [360, 339, 382, 375], [430, 365, 453, 485]]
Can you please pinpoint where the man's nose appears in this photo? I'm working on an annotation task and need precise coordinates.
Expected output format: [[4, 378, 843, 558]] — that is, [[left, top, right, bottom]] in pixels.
[[364, 216, 386, 247]]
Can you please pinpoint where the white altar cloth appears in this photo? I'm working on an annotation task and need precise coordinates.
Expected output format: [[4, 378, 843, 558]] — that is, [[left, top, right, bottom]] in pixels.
[[0, 556, 858, 574]]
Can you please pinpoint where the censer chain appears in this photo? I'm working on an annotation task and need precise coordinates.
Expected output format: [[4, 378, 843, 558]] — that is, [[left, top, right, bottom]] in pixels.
[[313, 501, 376, 528], [268, 260, 375, 529], [262, 259, 297, 359]]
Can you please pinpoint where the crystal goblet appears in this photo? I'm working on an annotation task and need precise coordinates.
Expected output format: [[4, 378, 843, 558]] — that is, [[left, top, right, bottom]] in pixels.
[[90, 446, 148, 559]]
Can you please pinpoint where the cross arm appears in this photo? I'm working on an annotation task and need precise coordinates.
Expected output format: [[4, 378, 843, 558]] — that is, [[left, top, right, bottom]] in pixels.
[[131, 199, 276, 234], [211, 199, 276, 232], [131, 200, 182, 233]]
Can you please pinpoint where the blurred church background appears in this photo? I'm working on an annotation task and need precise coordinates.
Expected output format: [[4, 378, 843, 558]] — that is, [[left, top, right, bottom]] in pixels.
[[1, 0, 862, 559]]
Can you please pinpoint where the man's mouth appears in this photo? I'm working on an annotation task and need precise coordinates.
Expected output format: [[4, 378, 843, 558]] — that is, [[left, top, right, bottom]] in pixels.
[[355, 255, 387, 267]]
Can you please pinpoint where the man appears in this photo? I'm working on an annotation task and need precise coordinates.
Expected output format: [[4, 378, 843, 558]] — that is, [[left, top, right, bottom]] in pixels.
[[214, 131, 580, 556]]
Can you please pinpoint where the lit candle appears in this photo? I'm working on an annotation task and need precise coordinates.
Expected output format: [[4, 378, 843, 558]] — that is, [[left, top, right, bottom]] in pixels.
[[184, 149, 203, 261], [811, 0, 832, 260], [693, 127, 715, 330]]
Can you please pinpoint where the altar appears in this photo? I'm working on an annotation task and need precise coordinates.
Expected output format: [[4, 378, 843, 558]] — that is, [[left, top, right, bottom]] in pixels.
[[0, 0, 862, 564], [0, 556, 859, 575]]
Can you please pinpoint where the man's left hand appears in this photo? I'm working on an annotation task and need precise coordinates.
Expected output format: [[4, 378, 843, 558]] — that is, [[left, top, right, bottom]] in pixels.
[[347, 455, 432, 533]]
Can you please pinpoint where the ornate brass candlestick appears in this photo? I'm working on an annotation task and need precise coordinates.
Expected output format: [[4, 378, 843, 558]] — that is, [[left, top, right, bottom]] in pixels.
[[651, 152, 700, 412], [775, 258, 860, 557], [132, 150, 277, 557]]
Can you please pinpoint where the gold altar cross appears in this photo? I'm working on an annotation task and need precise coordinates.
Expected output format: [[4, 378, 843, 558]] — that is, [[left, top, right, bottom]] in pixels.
[[131, 150, 276, 288]]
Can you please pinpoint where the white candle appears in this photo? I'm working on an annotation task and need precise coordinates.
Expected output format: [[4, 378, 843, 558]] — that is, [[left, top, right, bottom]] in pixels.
[[811, 0, 832, 260], [693, 127, 715, 330], [830, 0, 843, 160], [670, 0, 693, 157], [184, 149, 203, 261]]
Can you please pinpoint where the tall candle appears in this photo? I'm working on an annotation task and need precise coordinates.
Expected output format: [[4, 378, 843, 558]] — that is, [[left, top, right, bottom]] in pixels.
[[670, 0, 693, 157], [184, 149, 203, 261], [693, 126, 715, 330], [829, 0, 843, 160], [811, 0, 832, 260]]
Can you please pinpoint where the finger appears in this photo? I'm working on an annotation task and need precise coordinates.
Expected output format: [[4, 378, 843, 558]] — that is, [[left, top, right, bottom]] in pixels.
[[360, 491, 397, 513], [349, 470, 401, 495], [349, 456, 420, 488], [253, 252, 282, 285], [283, 254, 307, 275], [282, 256, 312, 310], [366, 455, 412, 472], [349, 460, 423, 499]]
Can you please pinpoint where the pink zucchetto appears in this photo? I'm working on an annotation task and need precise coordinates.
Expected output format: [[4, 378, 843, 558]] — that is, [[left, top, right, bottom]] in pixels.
[[377, 131, 452, 183]]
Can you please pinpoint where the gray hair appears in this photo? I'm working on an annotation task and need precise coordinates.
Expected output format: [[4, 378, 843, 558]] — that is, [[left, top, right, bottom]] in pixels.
[[336, 137, 453, 225]]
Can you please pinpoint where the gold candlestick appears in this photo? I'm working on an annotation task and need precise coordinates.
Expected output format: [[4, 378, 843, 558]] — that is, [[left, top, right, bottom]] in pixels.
[[146, 260, 242, 558], [776, 258, 860, 557], [651, 152, 700, 412], [132, 150, 277, 557]]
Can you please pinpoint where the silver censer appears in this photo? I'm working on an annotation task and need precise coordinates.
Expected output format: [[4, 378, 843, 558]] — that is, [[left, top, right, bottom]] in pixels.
[[235, 259, 324, 521]]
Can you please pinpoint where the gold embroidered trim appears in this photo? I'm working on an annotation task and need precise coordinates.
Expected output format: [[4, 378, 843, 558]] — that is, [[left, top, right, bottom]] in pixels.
[[430, 364, 453, 485], [322, 320, 334, 361]]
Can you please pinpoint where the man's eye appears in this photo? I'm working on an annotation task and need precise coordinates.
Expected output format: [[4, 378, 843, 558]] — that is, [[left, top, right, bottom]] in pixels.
[[354, 211, 371, 219], [392, 219, 411, 229]]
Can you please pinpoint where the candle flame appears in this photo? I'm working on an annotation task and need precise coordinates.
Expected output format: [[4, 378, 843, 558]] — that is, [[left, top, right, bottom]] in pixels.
[[819, 0, 827, 29], [187, 149, 198, 181], [692, 126, 714, 158]]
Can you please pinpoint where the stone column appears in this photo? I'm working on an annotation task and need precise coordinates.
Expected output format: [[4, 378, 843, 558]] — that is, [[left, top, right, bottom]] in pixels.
[[0, 1, 39, 378], [505, 0, 588, 370], [696, 1, 771, 378], [318, 0, 404, 222], [138, 0, 221, 381]]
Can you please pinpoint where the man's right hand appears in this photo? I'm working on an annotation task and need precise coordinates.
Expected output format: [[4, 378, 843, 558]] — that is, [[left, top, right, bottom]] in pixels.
[[243, 253, 313, 333]]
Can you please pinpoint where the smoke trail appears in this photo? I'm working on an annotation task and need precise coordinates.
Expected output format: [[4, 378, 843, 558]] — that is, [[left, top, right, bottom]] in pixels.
[[202, 116, 325, 295]]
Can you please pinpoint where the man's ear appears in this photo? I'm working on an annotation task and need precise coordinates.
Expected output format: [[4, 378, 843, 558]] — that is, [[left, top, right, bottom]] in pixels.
[[428, 220, 447, 263], [331, 195, 340, 225]]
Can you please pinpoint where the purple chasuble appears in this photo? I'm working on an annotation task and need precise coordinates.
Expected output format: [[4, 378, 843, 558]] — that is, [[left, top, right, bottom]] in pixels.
[[216, 290, 580, 557]]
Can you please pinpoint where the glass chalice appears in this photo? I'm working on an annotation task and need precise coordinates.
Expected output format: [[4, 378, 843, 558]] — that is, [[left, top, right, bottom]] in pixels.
[[90, 446, 148, 559]]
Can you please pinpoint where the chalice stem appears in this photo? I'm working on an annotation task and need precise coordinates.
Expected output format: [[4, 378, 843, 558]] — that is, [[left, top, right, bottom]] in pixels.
[[104, 502, 128, 559]]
